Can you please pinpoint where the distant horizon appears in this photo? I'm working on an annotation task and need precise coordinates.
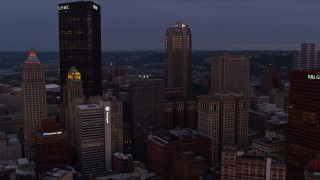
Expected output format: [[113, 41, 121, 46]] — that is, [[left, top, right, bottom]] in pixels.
[[0, 48, 298, 53]]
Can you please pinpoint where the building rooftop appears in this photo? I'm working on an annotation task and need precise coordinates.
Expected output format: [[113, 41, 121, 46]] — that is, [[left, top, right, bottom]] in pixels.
[[149, 128, 212, 145], [170, 21, 188, 28], [97, 166, 156, 180], [0, 132, 21, 146], [76, 104, 102, 110], [249, 103, 288, 124], [43, 166, 76, 180], [0, 158, 36, 179], [252, 137, 285, 146], [46, 84, 60, 91], [257, 103, 285, 115], [223, 145, 286, 164], [6, 134, 20, 146], [11, 84, 60, 93], [113, 152, 132, 160]]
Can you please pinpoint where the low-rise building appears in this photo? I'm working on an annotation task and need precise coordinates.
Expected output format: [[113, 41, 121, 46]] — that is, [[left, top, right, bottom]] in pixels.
[[221, 145, 286, 180], [43, 166, 76, 180], [0, 167, 15, 180], [252, 131, 286, 157], [174, 151, 206, 180], [147, 128, 212, 179], [249, 103, 287, 138], [35, 129, 69, 174], [0, 158, 36, 179], [251, 95, 269, 109], [112, 152, 133, 174], [0, 132, 22, 161]]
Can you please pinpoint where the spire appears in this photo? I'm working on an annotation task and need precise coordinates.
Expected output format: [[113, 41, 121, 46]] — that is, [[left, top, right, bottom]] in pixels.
[[26, 47, 40, 63]]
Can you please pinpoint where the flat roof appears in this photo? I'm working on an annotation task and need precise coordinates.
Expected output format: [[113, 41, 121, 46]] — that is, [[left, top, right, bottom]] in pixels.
[[253, 138, 285, 146], [76, 104, 102, 110], [149, 128, 212, 144]]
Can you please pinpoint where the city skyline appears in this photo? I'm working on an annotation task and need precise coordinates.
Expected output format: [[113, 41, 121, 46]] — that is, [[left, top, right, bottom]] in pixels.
[[1, 0, 320, 51]]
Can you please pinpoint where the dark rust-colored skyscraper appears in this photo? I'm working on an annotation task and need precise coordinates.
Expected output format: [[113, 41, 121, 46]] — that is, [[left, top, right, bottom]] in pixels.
[[211, 55, 250, 95], [287, 70, 320, 179], [261, 64, 282, 95], [147, 128, 212, 179], [166, 21, 191, 97], [35, 120, 69, 176], [130, 79, 164, 161], [59, 1, 102, 97]]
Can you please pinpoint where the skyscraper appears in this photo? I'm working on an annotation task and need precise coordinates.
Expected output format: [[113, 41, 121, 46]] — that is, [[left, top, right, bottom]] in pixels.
[[261, 64, 282, 95], [59, 1, 102, 97], [100, 91, 123, 171], [165, 21, 191, 97], [35, 120, 69, 175], [287, 70, 320, 179], [22, 48, 47, 159], [63, 66, 84, 150], [198, 93, 249, 165], [75, 104, 105, 175], [293, 43, 320, 70], [100, 91, 123, 153], [211, 55, 250, 95], [130, 79, 164, 161]]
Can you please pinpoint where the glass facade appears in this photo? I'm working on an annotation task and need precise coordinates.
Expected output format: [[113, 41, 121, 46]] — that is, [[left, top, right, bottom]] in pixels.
[[59, 1, 102, 97], [287, 70, 320, 179]]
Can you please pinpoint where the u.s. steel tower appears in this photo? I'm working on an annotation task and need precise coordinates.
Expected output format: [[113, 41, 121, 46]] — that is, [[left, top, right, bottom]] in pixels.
[[58, 1, 102, 97]]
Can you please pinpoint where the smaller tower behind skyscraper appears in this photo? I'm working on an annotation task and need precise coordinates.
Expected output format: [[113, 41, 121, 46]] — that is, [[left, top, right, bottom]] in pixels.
[[198, 93, 249, 165], [211, 55, 249, 95], [166, 21, 191, 97], [22, 48, 47, 159], [63, 66, 84, 148], [293, 43, 320, 70], [261, 64, 282, 95], [100, 91, 123, 171], [100, 91, 123, 153], [130, 79, 164, 161]]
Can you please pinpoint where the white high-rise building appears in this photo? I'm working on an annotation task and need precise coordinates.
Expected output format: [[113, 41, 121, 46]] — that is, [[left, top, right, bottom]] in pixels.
[[100, 91, 123, 153], [22, 48, 47, 159], [100, 94, 112, 172], [75, 104, 105, 175]]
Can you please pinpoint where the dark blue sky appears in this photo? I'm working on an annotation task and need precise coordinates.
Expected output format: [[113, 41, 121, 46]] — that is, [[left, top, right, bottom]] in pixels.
[[1, 0, 320, 51]]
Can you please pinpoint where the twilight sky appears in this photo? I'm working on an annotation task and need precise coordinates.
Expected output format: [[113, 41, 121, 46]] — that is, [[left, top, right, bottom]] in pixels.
[[1, 0, 320, 51]]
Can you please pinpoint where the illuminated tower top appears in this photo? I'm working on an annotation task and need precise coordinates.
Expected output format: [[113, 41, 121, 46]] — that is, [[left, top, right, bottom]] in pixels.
[[67, 66, 81, 80], [25, 48, 40, 63], [169, 21, 188, 28]]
